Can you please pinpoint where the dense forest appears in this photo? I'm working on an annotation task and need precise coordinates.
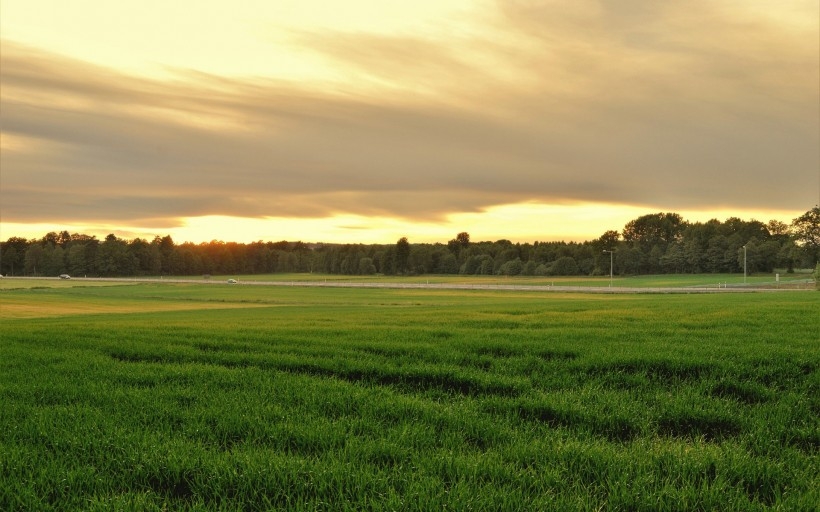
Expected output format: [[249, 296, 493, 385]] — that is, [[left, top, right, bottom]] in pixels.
[[2, 208, 819, 278]]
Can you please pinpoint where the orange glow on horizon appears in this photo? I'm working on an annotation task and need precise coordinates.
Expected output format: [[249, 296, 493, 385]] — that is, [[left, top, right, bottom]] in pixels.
[[1, 203, 808, 245]]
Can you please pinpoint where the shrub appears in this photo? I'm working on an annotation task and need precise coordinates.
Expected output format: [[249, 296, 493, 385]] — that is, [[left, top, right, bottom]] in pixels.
[[499, 258, 523, 276], [549, 256, 580, 276], [534, 263, 550, 276]]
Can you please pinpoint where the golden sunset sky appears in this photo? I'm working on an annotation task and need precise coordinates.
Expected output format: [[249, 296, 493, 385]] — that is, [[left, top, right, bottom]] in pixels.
[[1, 0, 818, 244]]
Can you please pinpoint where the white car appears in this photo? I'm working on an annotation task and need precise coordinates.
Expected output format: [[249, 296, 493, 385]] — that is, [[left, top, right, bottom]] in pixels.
[[59, 274, 71, 279], [227, 279, 237, 284]]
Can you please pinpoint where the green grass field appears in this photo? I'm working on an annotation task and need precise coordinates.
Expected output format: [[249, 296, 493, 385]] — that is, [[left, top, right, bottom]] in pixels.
[[115, 271, 815, 288], [4, 270, 814, 293], [1, 280, 818, 510]]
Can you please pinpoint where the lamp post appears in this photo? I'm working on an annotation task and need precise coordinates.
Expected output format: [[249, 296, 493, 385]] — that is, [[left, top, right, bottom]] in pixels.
[[743, 245, 747, 284], [603, 250, 615, 287]]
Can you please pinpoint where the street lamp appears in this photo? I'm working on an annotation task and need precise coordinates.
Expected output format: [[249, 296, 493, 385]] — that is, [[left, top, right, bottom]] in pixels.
[[743, 245, 747, 284], [603, 250, 615, 287]]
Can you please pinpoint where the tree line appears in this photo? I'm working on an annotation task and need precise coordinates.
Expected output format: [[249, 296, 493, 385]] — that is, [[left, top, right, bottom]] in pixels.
[[2, 207, 818, 278]]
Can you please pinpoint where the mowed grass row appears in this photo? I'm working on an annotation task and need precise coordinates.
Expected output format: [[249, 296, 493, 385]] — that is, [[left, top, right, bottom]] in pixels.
[[1, 284, 818, 510]]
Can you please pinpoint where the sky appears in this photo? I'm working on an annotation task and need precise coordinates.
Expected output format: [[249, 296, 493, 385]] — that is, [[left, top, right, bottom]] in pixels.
[[1, 0, 818, 245]]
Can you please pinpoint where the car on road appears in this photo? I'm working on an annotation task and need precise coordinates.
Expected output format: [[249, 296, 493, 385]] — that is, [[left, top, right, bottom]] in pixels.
[[59, 274, 71, 279], [227, 279, 237, 284]]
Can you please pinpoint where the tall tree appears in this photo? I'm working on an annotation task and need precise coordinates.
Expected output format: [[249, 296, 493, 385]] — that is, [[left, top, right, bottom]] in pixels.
[[791, 206, 820, 266], [154, 235, 176, 274], [67, 244, 88, 276], [766, 220, 789, 237], [24, 244, 44, 276], [705, 235, 729, 273], [97, 234, 135, 276], [1, 237, 28, 276], [622, 212, 684, 252], [596, 230, 620, 251], [395, 237, 410, 275], [44, 245, 66, 275], [448, 232, 470, 263]]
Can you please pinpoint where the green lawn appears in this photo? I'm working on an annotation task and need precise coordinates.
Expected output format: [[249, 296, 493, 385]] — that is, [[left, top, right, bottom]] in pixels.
[[1, 283, 818, 510], [173, 271, 815, 287], [5, 270, 814, 290]]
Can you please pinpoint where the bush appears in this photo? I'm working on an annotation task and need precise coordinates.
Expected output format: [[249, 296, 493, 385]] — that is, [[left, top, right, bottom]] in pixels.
[[499, 258, 523, 276], [521, 260, 538, 276], [549, 256, 580, 276], [534, 264, 549, 276], [358, 257, 376, 275]]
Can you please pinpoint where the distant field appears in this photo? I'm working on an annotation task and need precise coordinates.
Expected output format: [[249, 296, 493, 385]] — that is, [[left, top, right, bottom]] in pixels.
[[173, 271, 815, 288], [0, 278, 138, 290], [1, 282, 818, 510], [4, 270, 815, 291], [294, 273, 813, 291]]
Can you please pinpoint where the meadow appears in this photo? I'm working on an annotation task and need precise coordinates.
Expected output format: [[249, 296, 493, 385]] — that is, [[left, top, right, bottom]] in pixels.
[[139, 271, 816, 289], [1, 278, 818, 510]]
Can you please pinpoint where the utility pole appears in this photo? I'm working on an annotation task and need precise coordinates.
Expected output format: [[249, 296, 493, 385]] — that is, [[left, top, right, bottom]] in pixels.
[[603, 250, 615, 287]]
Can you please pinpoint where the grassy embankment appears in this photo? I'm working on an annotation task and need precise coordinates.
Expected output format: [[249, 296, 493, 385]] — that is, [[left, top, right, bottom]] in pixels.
[[1, 281, 818, 510]]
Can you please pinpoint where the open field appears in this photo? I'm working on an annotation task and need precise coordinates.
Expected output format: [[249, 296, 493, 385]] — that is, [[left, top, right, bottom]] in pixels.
[[172, 271, 814, 287], [145, 270, 815, 288], [3, 270, 816, 293], [1, 282, 818, 510]]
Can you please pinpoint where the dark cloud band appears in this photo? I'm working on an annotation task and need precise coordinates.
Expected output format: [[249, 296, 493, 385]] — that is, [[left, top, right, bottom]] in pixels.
[[1, 0, 817, 228]]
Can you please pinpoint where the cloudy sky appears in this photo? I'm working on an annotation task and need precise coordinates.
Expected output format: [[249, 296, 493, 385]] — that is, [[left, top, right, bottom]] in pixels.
[[1, 0, 818, 244]]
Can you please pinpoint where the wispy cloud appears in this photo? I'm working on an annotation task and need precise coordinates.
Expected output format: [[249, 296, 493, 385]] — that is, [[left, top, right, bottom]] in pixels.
[[1, 0, 817, 230]]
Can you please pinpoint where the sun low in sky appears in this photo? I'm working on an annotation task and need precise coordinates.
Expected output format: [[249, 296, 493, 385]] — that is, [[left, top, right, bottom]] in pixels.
[[1, 0, 818, 244]]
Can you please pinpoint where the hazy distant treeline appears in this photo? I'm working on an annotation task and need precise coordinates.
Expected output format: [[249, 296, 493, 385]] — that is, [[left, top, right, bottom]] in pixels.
[[2, 208, 818, 278]]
